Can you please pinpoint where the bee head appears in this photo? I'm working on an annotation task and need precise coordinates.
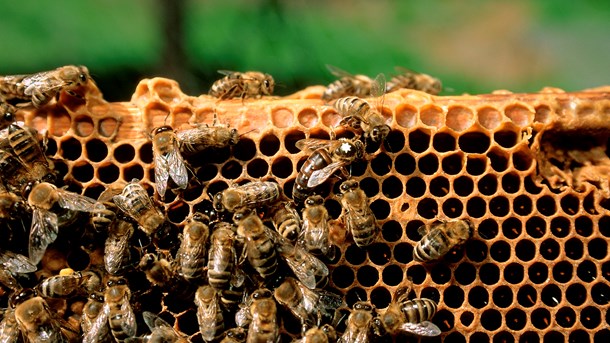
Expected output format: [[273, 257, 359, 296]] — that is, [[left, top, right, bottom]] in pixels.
[[21, 181, 39, 199], [152, 125, 173, 136], [106, 277, 127, 288], [212, 193, 224, 212], [191, 212, 210, 224], [252, 288, 273, 300], [10, 288, 37, 308], [226, 329, 246, 340], [353, 301, 374, 312], [370, 125, 390, 143], [232, 207, 253, 223], [262, 75, 275, 95], [339, 180, 358, 194], [2, 111, 14, 124], [305, 195, 324, 207]]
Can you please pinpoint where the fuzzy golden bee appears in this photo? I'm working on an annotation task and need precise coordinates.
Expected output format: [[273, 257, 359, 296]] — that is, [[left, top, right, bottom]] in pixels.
[[338, 301, 376, 343], [293, 138, 364, 204], [113, 180, 166, 236], [104, 277, 137, 342], [246, 288, 279, 343], [37, 269, 92, 298], [209, 70, 275, 100], [0, 65, 90, 108], [413, 219, 473, 262], [385, 66, 442, 95], [195, 285, 225, 342], [176, 213, 209, 282], [139, 253, 194, 301], [269, 201, 302, 243], [322, 65, 381, 102], [150, 125, 189, 198], [298, 195, 334, 259], [81, 292, 112, 343], [339, 180, 378, 248], [12, 290, 77, 342], [7, 123, 56, 183], [177, 119, 240, 156], [213, 181, 281, 213]]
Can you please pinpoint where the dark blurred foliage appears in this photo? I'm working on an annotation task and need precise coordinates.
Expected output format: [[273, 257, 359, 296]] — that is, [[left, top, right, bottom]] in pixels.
[[0, 0, 608, 101]]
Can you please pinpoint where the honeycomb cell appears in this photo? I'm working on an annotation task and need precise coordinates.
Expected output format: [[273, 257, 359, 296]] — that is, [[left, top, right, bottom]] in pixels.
[[60, 137, 82, 160], [577, 260, 597, 282], [381, 221, 402, 242], [478, 174, 498, 195], [114, 144, 136, 163], [536, 195, 557, 216], [420, 105, 443, 128], [430, 176, 450, 197], [367, 243, 391, 266], [541, 284, 562, 307], [393, 243, 413, 264], [480, 263, 500, 285], [543, 332, 564, 343], [168, 201, 189, 224], [534, 104, 552, 123], [416, 198, 438, 219], [488, 148, 509, 172], [525, 216, 546, 238], [553, 261, 573, 283], [381, 265, 403, 286], [492, 285, 513, 308], [356, 265, 379, 287], [138, 141, 153, 164], [505, 103, 533, 126], [591, 282, 610, 305], [433, 132, 456, 152], [84, 183, 105, 199], [444, 285, 465, 309], [501, 172, 520, 193], [405, 220, 425, 242], [331, 266, 354, 288], [395, 103, 417, 128], [45, 137, 58, 156], [454, 175, 474, 196], [466, 197, 486, 218], [489, 196, 509, 217], [519, 332, 539, 343], [471, 332, 491, 343], [123, 164, 144, 181], [459, 132, 490, 153], [567, 283, 587, 307], [442, 153, 463, 175], [84, 138, 108, 163], [460, 311, 474, 327], [512, 148, 533, 171], [565, 237, 584, 260], [478, 106, 503, 130], [271, 107, 293, 128], [97, 163, 120, 183], [371, 199, 391, 220], [297, 108, 319, 128], [283, 130, 305, 154], [221, 160, 242, 179], [270, 156, 293, 179], [73, 115, 94, 137], [529, 262, 549, 284], [589, 238, 608, 260], [580, 306, 602, 329], [370, 287, 391, 309], [481, 309, 502, 331], [604, 261, 610, 282], [515, 240, 535, 262], [230, 138, 256, 162], [465, 239, 487, 262], [556, 307, 577, 328], [196, 164, 218, 182], [575, 216, 593, 237], [490, 240, 511, 262], [517, 285, 537, 307], [383, 130, 406, 153], [446, 106, 474, 131], [454, 263, 476, 285], [381, 176, 403, 199], [494, 130, 518, 149], [531, 308, 551, 329], [405, 177, 425, 198], [246, 158, 268, 178], [417, 153, 439, 175], [443, 198, 464, 218], [408, 129, 430, 153], [493, 331, 514, 343], [420, 288, 441, 303], [430, 264, 451, 284], [345, 244, 366, 265], [550, 216, 570, 238], [524, 175, 542, 194], [258, 134, 281, 157], [466, 156, 487, 175], [560, 194, 579, 215], [596, 330, 610, 343], [540, 239, 560, 260], [72, 162, 94, 182], [504, 263, 525, 284], [345, 287, 367, 308], [502, 218, 522, 239], [406, 264, 426, 284], [371, 153, 392, 175], [505, 308, 527, 331]]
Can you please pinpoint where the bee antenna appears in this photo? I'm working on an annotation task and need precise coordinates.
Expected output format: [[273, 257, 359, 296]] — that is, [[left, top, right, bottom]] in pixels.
[[239, 129, 257, 137], [163, 112, 171, 126]]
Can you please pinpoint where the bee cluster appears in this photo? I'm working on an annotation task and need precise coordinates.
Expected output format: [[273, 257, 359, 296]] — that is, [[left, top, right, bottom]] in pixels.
[[0, 65, 609, 342]]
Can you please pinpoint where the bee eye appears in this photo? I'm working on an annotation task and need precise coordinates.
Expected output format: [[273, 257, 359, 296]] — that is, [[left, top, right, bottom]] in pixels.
[[79, 74, 87, 83], [264, 80, 270, 88]]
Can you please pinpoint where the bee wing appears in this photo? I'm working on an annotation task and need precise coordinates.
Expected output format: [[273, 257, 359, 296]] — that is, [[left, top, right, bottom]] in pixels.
[[371, 73, 386, 98], [0, 309, 19, 343], [118, 298, 138, 337], [217, 70, 238, 76], [299, 211, 330, 253], [295, 139, 333, 152], [29, 208, 59, 264], [307, 161, 344, 188], [104, 230, 131, 275], [83, 304, 109, 343], [166, 142, 189, 189], [0, 250, 37, 273], [113, 192, 150, 221], [399, 321, 441, 337], [276, 236, 328, 289], [153, 150, 170, 198], [326, 65, 354, 79], [143, 311, 172, 331], [195, 294, 220, 341], [56, 189, 98, 212], [22, 73, 64, 96]]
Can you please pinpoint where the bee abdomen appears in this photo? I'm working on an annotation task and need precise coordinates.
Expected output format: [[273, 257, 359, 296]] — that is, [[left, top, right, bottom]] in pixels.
[[401, 299, 437, 323], [108, 313, 132, 341], [413, 230, 451, 262]]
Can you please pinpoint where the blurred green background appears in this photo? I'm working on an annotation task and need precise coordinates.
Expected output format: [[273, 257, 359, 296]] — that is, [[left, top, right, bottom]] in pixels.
[[0, 0, 608, 101]]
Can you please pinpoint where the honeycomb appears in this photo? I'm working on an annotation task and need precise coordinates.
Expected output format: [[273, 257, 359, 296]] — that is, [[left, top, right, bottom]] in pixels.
[[2, 77, 610, 342]]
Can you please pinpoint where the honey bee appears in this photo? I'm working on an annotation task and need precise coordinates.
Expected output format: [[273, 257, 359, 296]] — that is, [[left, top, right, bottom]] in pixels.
[[81, 292, 112, 343], [385, 67, 442, 95], [176, 119, 240, 156], [0, 148, 35, 191], [298, 195, 334, 259], [413, 219, 473, 262], [337, 302, 375, 343], [334, 74, 389, 144], [233, 208, 280, 283], [294, 325, 337, 343], [0, 65, 90, 108], [37, 269, 92, 298], [0, 307, 19, 343], [91, 185, 124, 233], [322, 65, 380, 102], [269, 201, 302, 243], [25, 181, 98, 264], [0, 250, 36, 291], [372, 282, 440, 338], [209, 70, 275, 100], [207, 222, 246, 309], [214, 181, 281, 213], [104, 277, 137, 342], [176, 213, 209, 282], [7, 123, 55, 182], [138, 311, 189, 343], [113, 180, 166, 236], [220, 327, 247, 343], [246, 288, 279, 343], [338, 180, 377, 248], [12, 291, 72, 342], [293, 137, 365, 204], [194, 285, 224, 342], [138, 253, 193, 300], [104, 219, 136, 276], [150, 126, 189, 198], [273, 277, 343, 334]]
